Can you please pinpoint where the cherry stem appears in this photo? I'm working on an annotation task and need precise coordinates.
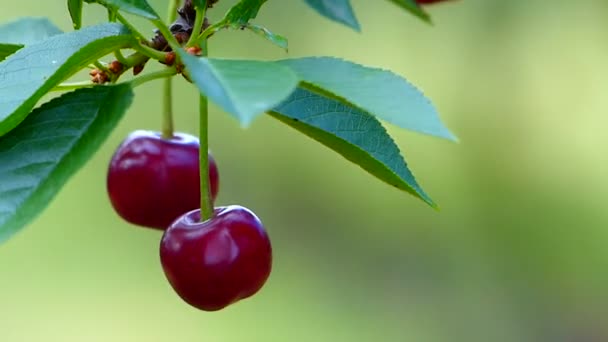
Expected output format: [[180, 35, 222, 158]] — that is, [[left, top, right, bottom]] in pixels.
[[132, 43, 168, 62], [115, 11, 148, 42], [93, 60, 109, 73], [199, 34, 213, 221], [130, 68, 177, 88], [161, 78, 174, 139], [114, 50, 130, 65], [186, 3, 207, 48], [107, 8, 117, 22], [161, 0, 180, 140], [199, 94, 213, 221], [167, 0, 180, 23], [194, 24, 218, 45]]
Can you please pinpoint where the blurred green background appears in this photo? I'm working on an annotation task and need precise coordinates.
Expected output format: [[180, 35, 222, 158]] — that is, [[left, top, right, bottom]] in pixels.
[[2, 1, 608, 341]]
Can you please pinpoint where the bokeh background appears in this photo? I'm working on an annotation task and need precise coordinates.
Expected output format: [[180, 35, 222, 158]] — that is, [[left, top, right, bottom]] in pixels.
[[2, 1, 608, 341]]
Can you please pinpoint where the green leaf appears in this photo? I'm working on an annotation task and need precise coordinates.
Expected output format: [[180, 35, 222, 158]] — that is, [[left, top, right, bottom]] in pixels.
[[278, 57, 456, 141], [0, 44, 22, 62], [189, 2, 285, 68], [0, 84, 134, 244], [68, 0, 84, 29], [270, 87, 434, 207], [246, 24, 288, 51], [205, 0, 286, 51], [0, 23, 134, 137], [223, 0, 267, 25], [388, 0, 430, 22], [0, 17, 63, 62], [179, 54, 299, 125], [93, 0, 160, 19], [303, 0, 360, 31], [0, 17, 62, 45]]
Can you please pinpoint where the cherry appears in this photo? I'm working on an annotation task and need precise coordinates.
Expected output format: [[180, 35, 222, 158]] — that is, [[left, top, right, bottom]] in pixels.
[[160, 206, 272, 311], [107, 130, 219, 229]]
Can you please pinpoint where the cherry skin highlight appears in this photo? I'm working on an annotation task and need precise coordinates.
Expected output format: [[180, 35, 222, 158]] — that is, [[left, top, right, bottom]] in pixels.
[[160, 206, 272, 311], [107, 130, 219, 229]]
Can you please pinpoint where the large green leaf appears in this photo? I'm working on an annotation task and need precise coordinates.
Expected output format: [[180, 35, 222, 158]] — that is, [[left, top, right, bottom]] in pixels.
[[0, 17, 62, 45], [0, 44, 21, 62], [270, 87, 434, 207], [180, 54, 299, 125], [0, 23, 134, 137], [0, 17, 63, 62], [303, 0, 360, 31], [0, 84, 134, 244], [388, 0, 430, 22], [278, 57, 456, 141], [92, 0, 159, 19], [68, 0, 84, 29]]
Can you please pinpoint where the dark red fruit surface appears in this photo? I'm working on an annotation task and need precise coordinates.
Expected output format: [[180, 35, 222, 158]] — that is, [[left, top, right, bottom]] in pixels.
[[107, 130, 219, 229], [160, 206, 272, 311]]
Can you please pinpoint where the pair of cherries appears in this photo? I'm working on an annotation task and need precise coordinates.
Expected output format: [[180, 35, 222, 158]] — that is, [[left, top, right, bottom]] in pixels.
[[106, 131, 272, 311]]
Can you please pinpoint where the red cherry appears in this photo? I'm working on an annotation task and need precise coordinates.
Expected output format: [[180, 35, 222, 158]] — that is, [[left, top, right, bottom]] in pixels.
[[107, 130, 219, 229], [160, 206, 272, 311]]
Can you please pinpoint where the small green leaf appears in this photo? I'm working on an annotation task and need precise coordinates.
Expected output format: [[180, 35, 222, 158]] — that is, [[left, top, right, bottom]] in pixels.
[[223, 0, 267, 25], [246, 24, 288, 51], [0, 44, 22, 62], [270, 87, 434, 207], [388, 0, 430, 22], [68, 0, 84, 29], [180, 54, 299, 125], [303, 0, 360, 31], [0, 17, 62, 45], [0, 23, 134, 137], [93, 0, 160, 19], [205, 0, 286, 51], [279, 57, 456, 141], [0, 84, 134, 244]]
